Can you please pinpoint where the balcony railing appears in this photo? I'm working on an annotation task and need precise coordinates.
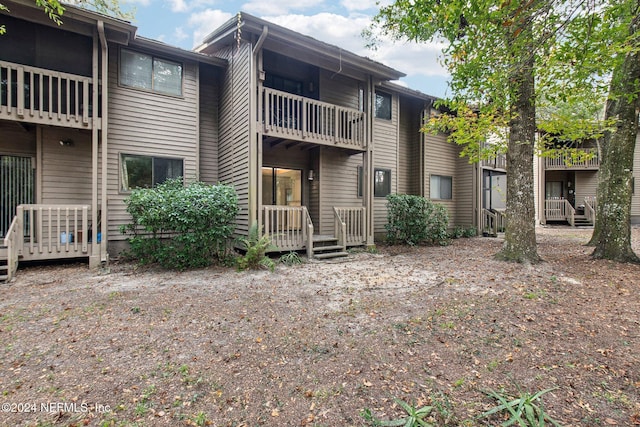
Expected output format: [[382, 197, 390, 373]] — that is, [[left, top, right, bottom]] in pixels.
[[545, 148, 599, 169], [262, 87, 366, 150], [333, 207, 366, 247], [0, 60, 95, 129], [263, 205, 313, 254], [545, 198, 575, 225], [482, 208, 505, 237]]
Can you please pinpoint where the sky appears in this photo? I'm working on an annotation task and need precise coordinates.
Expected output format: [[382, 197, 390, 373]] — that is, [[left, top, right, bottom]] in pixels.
[[121, 0, 451, 98]]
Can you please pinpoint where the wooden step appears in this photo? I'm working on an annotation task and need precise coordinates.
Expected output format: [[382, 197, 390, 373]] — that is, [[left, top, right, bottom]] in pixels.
[[0, 264, 8, 283], [313, 244, 344, 252], [314, 251, 349, 260]]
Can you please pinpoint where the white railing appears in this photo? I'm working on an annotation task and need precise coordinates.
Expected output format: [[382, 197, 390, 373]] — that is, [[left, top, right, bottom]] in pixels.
[[21, 204, 91, 259], [584, 196, 597, 224], [263, 206, 313, 253], [545, 198, 575, 225], [482, 208, 506, 236], [544, 148, 599, 169], [0, 60, 93, 128], [333, 207, 366, 246], [262, 87, 366, 150], [2, 213, 21, 282]]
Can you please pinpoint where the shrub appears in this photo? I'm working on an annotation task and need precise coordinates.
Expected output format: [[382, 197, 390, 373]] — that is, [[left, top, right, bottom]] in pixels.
[[121, 179, 238, 270], [385, 194, 449, 245], [236, 222, 276, 272]]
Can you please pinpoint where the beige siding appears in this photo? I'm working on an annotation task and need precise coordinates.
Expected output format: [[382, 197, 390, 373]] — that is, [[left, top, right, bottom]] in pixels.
[[633, 135, 640, 221], [318, 148, 363, 235], [423, 132, 459, 225], [372, 92, 399, 235], [0, 122, 36, 157], [397, 98, 422, 195], [40, 127, 92, 205], [217, 44, 252, 235], [319, 71, 360, 109], [106, 46, 200, 241], [455, 154, 475, 226], [199, 64, 220, 184], [574, 171, 598, 206]]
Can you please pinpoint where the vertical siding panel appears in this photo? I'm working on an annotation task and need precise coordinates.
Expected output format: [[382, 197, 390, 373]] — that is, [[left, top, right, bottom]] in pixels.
[[633, 135, 640, 220], [199, 64, 220, 184], [372, 92, 398, 235]]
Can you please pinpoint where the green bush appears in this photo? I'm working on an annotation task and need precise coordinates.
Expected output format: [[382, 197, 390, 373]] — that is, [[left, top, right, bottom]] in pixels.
[[121, 179, 238, 270], [385, 194, 449, 246], [236, 222, 276, 272]]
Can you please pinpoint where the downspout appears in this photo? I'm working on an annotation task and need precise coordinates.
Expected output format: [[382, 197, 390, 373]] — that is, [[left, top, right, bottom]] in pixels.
[[251, 26, 268, 231], [98, 21, 109, 265]]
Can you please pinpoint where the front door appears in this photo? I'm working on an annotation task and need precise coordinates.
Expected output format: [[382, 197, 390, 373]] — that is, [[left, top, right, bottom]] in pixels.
[[1, 155, 34, 237], [262, 167, 302, 207]]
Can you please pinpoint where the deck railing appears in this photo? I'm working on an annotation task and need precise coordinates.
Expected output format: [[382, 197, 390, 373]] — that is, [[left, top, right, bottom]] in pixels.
[[263, 206, 313, 253], [333, 207, 366, 246], [262, 87, 366, 150], [545, 198, 575, 225], [482, 208, 505, 237], [0, 60, 94, 128], [2, 213, 21, 282], [544, 148, 599, 169], [584, 196, 597, 224]]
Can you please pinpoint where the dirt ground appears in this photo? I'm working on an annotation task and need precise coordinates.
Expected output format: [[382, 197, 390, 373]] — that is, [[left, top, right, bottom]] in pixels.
[[1, 227, 639, 427]]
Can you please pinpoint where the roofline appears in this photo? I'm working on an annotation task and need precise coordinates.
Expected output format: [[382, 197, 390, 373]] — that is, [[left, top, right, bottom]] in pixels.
[[132, 37, 227, 67], [198, 12, 405, 81], [380, 81, 439, 104]]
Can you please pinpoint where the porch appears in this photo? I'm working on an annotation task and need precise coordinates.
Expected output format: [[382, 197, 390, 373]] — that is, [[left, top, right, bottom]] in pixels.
[[1, 204, 96, 282], [482, 208, 506, 237], [262, 87, 366, 151], [0, 60, 97, 129], [543, 197, 596, 227], [262, 205, 367, 259]]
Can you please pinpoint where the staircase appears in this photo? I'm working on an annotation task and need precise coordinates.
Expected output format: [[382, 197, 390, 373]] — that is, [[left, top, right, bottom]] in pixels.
[[0, 245, 8, 283], [573, 214, 594, 227], [310, 236, 349, 260]]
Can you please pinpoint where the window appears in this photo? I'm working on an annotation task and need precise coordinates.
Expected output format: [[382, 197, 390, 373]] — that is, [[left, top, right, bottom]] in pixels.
[[120, 154, 183, 191], [375, 92, 392, 120], [358, 167, 392, 198], [430, 175, 452, 200], [120, 49, 183, 96]]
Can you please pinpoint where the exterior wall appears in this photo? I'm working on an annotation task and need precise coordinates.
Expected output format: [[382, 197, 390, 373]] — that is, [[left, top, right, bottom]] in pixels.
[[40, 127, 92, 205], [574, 171, 598, 207], [0, 122, 36, 157], [372, 91, 399, 235], [217, 43, 252, 236], [106, 45, 200, 244], [633, 135, 640, 223], [397, 97, 422, 195], [199, 64, 220, 184], [455, 154, 475, 226], [318, 148, 363, 235], [318, 70, 360, 109]]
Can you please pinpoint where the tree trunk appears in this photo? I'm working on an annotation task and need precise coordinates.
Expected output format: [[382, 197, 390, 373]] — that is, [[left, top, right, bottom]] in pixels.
[[589, 9, 640, 263], [496, 36, 541, 264]]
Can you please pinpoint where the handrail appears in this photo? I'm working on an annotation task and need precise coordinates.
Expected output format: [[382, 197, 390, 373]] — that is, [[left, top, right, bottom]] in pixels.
[[262, 205, 312, 252], [584, 196, 596, 224], [482, 208, 505, 236], [262, 87, 366, 150], [333, 207, 366, 246], [304, 208, 314, 260], [2, 209, 23, 282], [544, 148, 599, 169], [20, 204, 91, 257], [544, 198, 576, 225]]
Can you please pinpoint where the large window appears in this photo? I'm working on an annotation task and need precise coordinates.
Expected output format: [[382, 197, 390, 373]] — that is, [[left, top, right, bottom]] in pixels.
[[120, 154, 183, 191], [375, 92, 392, 120], [120, 49, 183, 96], [358, 167, 392, 198], [430, 175, 452, 200]]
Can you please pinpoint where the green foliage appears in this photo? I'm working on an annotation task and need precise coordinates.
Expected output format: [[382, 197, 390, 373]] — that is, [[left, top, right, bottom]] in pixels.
[[361, 398, 435, 427], [278, 251, 303, 266], [478, 387, 562, 427], [449, 225, 477, 239], [121, 179, 238, 270], [385, 194, 449, 246], [236, 222, 276, 272]]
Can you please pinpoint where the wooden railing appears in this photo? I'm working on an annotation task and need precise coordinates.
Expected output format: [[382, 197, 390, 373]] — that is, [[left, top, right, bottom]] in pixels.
[[545, 199, 575, 225], [0, 60, 94, 128], [2, 214, 21, 282], [544, 148, 599, 169], [262, 87, 366, 150], [263, 206, 313, 253], [21, 204, 91, 260], [584, 196, 597, 224], [333, 207, 366, 246], [482, 208, 505, 237]]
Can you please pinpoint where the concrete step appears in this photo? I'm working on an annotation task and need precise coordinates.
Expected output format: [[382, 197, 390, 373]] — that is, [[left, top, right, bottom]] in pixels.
[[314, 251, 349, 260]]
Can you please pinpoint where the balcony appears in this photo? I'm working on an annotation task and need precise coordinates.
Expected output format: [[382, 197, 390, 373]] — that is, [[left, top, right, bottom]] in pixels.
[[544, 148, 599, 170], [0, 60, 96, 129], [262, 87, 366, 151]]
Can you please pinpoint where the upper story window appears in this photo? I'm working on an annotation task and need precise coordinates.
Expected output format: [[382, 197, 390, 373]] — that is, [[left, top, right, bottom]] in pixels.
[[119, 49, 183, 96], [358, 167, 392, 198], [375, 92, 392, 120]]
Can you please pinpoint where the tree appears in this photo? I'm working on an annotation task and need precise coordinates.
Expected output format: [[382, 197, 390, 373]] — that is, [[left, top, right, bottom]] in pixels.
[[588, 0, 640, 263]]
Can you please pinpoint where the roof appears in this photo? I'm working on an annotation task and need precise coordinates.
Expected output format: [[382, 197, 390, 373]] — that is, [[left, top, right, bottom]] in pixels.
[[196, 12, 405, 82], [132, 37, 227, 67]]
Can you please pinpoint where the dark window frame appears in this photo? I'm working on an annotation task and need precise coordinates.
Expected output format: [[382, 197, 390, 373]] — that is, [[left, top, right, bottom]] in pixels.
[[358, 166, 392, 198], [120, 153, 184, 192], [374, 91, 392, 120], [119, 48, 184, 97], [430, 174, 453, 200]]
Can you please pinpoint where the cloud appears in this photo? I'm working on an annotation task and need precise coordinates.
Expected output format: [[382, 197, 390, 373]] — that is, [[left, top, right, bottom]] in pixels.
[[340, 0, 387, 12], [187, 9, 234, 48], [168, 0, 189, 12], [242, 0, 325, 16], [173, 26, 189, 42]]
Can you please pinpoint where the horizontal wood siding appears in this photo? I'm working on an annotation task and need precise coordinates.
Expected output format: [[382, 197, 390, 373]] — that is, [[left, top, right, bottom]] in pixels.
[[318, 148, 363, 235], [106, 46, 200, 241], [633, 135, 640, 219], [424, 131, 459, 225], [40, 127, 92, 205], [218, 44, 251, 235], [199, 64, 220, 184], [319, 70, 359, 109], [373, 93, 398, 235], [0, 122, 36, 156], [574, 171, 598, 206], [398, 97, 421, 195], [455, 153, 475, 226]]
